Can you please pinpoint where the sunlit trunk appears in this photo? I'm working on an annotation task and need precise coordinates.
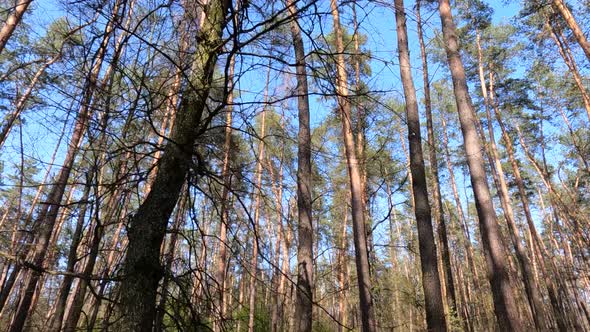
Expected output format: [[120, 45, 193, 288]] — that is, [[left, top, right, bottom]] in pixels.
[[437, 1, 523, 330], [329, 1, 376, 330]]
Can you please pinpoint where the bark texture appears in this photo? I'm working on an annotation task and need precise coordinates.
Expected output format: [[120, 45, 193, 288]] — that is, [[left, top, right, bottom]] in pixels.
[[394, 0, 446, 330], [288, 0, 314, 331], [437, 0, 523, 330], [416, 0, 457, 320], [119, 1, 228, 330]]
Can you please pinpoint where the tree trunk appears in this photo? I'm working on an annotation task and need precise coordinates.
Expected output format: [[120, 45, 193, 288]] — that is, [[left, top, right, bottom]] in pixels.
[[394, 1, 446, 330], [0, 0, 32, 55], [386, 184, 401, 327], [63, 160, 130, 331], [154, 190, 186, 331], [453, 253, 474, 332], [82, 82, 142, 329], [236, 271, 246, 332], [398, 127, 415, 209], [287, 1, 313, 331], [552, 0, 590, 62], [287, 0, 313, 332], [329, 1, 376, 331], [351, 3, 374, 273], [0, 266, 20, 316], [119, 1, 227, 330], [416, 0, 457, 321], [437, 1, 523, 330]]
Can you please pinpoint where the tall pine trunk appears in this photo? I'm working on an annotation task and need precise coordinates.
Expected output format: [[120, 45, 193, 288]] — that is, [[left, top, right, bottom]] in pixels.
[[394, 1, 446, 330], [351, 3, 374, 272], [329, 1, 376, 330], [415, 0, 457, 320], [437, 1, 523, 330], [288, 0, 314, 331]]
